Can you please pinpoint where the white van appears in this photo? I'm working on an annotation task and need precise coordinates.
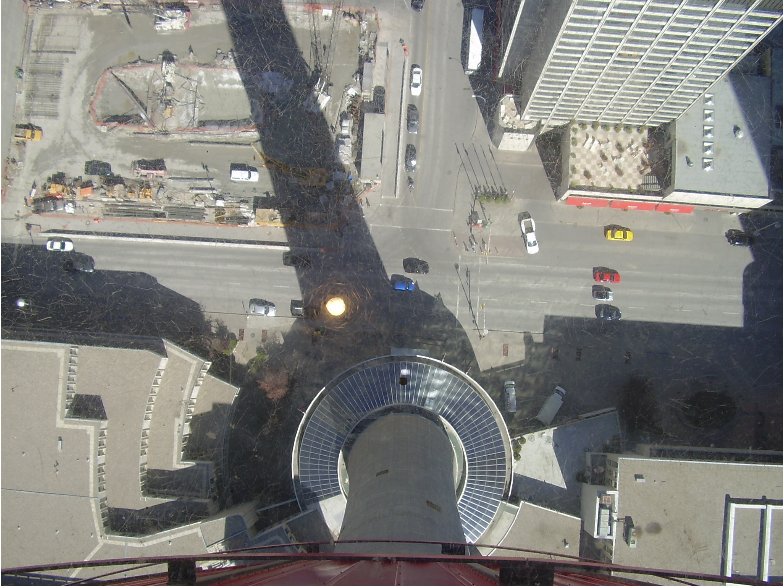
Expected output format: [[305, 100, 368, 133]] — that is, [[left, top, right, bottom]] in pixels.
[[535, 385, 566, 426], [230, 163, 259, 182]]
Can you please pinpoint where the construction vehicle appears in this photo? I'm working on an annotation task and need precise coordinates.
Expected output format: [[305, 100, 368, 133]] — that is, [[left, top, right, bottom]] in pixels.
[[14, 124, 43, 142], [250, 143, 329, 188]]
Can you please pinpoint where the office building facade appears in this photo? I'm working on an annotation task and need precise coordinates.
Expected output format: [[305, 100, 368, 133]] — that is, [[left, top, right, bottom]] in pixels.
[[498, 0, 782, 128]]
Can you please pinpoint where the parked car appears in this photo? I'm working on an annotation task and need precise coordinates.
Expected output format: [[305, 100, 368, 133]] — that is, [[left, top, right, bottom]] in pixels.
[[593, 267, 621, 283], [519, 212, 539, 254], [45, 238, 74, 252], [605, 225, 634, 241], [403, 257, 429, 274], [249, 299, 276, 316], [64, 254, 95, 273], [406, 104, 419, 134], [725, 229, 753, 246], [230, 163, 259, 182], [592, 285, 613, 301], [390, 274, 417, 292], [595, 304, 622, 320], [535, 386, 567, 426], [504, 380, 517, 413], [290, 299, 305, 317], [405, 144, 417, 172], [283, 252, 312, 268], [410, 65, 423, 96]]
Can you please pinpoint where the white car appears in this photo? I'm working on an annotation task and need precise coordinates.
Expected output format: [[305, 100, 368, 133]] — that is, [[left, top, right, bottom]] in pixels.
[[230, 163, 259, 182], [520, 212, 539, 254], [45, 238, 74, 252], [410, 65, 422, 96]]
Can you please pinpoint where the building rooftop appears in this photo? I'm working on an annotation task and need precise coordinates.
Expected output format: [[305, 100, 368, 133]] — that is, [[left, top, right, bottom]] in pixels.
[[672, 73, 772, 200], [565, 123, 661, 195], [1, 339, 239, 572], [493, 502, 581, 561], [512, 410, 621, 515], [610, 456, 783, 581]]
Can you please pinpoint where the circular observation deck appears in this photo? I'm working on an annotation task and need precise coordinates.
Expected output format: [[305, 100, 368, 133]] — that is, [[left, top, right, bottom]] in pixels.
[[291, 355, 513, 543]]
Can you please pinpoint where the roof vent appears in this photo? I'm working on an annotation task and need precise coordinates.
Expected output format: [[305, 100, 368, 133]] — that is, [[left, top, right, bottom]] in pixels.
[[703, 126, 714, 139], [685, 156, 694, 167], [703, 142, 714, 156], [703, 110, 714, 123], [702, 158, 714, 172], [733, 125, 744, 139], [704, 93, 714, 106]]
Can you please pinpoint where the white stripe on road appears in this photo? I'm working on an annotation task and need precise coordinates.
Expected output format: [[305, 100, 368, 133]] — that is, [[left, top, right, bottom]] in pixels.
[[369, 223, 451, 232]]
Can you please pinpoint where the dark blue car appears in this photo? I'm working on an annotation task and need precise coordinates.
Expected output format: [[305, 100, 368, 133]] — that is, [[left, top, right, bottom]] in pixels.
[[391, 274, 417, 292]]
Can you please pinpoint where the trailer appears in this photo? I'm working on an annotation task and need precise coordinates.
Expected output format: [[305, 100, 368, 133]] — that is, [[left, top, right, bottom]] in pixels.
[[465, 8, 484, 75]]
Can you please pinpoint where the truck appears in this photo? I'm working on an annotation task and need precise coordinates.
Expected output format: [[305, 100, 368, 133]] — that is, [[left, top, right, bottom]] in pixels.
[[464, 8, 484, 75], [535, 385, 567, 426], [14, 124, 43, 142]]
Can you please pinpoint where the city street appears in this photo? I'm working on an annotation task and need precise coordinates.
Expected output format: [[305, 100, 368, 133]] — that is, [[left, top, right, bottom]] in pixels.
[[1, 0, 781, 456]]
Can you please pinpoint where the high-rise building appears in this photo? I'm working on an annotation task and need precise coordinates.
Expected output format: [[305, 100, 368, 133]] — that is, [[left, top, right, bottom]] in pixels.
[[497, 0, 782, 128]]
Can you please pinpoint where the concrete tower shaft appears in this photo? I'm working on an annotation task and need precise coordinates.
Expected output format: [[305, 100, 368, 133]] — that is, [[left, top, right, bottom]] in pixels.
[[336, 413, 465, 554]]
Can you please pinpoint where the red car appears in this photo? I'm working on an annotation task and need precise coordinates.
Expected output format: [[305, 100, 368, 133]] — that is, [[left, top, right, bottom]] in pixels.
[[593, 267, 621, 283]]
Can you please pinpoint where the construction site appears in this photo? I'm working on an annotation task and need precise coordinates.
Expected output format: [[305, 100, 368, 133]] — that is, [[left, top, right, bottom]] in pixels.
[[9, 1, 382, 227]]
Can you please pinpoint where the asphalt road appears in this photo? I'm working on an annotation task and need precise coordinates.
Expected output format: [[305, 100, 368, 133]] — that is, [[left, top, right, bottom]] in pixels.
[[2, 1, 780, 454]]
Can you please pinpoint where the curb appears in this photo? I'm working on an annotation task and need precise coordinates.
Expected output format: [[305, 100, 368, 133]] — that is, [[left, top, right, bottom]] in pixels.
[[39, 229, 290, 250]]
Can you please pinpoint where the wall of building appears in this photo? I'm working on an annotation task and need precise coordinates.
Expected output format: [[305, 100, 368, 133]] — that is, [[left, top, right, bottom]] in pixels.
[[518, 0, 573, 117]]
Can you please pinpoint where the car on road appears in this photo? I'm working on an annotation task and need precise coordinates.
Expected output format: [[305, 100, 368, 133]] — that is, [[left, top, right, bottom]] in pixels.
[[725, 229, 753, 246], [592, 285, 613, 301], [249, 299, 276, 316], [230, 163, 259, 182], [405, 144, 417, 172], [391, 274, 417, 292], [406, 104, 419, 134], [605, 225, 634, 241], [411, 0, 424, 11], [410, 65, 423, 96], [593, 267, 621, 283], [595, 304, 622, 320], [283, 251, 312, 268], [403, 257, 429, 274], [519, 211, 539, 254], [504, 380, 517, 413], [64, 254, 95, 273], [45, 238, 74, 252], [290, 299, 305, 317]]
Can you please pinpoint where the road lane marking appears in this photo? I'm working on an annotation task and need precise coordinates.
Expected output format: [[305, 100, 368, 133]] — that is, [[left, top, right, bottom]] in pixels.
[[368, 223, 451, 232]]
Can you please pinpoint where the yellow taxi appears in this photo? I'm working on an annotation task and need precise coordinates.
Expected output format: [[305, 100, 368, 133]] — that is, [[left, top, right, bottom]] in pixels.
[[604, 225, 634, 241]]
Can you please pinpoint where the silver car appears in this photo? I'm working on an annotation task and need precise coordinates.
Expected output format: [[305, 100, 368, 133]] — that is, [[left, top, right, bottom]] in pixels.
[[249, 299, 276, 316], [504, 380, 517, 413]]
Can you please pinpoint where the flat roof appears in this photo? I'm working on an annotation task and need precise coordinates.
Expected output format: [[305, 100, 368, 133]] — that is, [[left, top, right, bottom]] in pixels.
[[359, 112, 384, 181], [673, 73, 771, 198], [566, 123, 658, 194], [493, 502, 581, 561], [611, 456, 783, 579], [1, 339, 239, 572], [513, 410, 621, 515]]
